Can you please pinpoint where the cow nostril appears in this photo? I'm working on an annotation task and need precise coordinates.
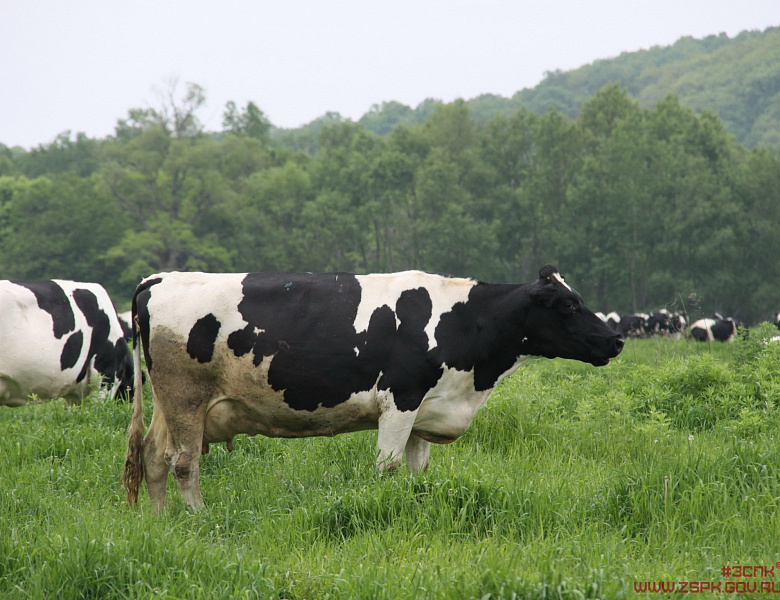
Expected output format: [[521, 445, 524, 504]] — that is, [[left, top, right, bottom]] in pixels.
[[614, 337, 625, 352]]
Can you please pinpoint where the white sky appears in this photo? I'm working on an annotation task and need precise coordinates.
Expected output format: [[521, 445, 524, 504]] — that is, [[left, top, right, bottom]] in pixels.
[[1, 1, 778, 149]]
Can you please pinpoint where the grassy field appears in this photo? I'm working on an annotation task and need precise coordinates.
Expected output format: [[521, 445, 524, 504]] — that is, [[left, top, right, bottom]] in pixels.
[[1, 326, 779, 599]]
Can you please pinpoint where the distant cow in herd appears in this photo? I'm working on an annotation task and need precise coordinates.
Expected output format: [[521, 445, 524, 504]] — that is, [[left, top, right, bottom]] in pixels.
[[0, 280, 134, 407], [123, 266, 624, 511], [689, 316, 742, 342]]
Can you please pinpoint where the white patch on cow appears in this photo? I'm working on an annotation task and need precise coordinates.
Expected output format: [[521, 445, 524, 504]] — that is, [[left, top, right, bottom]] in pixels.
[[414, 357, 530, 442], [353, 271, 475, 350], [145, 272, 249, 343], [412, 367, 486, 441], [553, 272, 572, 291]]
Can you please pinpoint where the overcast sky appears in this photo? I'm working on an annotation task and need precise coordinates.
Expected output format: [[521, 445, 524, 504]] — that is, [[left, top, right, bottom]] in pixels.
[[2, 1, 778, 150]]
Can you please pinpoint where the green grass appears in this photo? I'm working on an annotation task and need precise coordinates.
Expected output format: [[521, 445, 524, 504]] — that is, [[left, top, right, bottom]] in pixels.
[[2, 326, 779, 598]]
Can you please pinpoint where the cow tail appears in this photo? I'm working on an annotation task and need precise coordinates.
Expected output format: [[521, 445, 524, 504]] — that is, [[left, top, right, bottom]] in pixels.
[[122, 296, 145, 506]]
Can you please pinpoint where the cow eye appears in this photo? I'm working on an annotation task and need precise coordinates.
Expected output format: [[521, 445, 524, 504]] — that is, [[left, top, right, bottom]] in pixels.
[[563, 299, 578, 312]]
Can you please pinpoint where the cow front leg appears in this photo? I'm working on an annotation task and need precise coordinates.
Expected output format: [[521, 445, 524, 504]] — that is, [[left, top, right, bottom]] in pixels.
[[376, 399, 417, 472], [404, 433, 431, 473]]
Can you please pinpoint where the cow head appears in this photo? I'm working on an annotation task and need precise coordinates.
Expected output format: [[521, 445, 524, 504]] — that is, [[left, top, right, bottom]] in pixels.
[[96, 338, 135, 401], [522, 265, 624, 366]]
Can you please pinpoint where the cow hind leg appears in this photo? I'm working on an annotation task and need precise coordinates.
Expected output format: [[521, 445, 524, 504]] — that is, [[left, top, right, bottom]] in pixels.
[[168, 444, 205, 511], [404, 433, 431, 473], [163, 417, 207, 511], [142, 411, 170, 514]]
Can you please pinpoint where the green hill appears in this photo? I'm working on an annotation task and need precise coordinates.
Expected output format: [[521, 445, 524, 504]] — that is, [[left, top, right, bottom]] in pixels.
[[516, 27, 780, 147], [277, 26, 780, 148]]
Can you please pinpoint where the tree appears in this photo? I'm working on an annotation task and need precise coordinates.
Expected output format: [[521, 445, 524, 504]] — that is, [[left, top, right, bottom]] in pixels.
[[0, 174, 129, 295], [155, 79, 207, 139], [14, 131, 103, 178], [115, 79, 207, 142], [514, 109, 584, 282], [229, 161, 314, 272], [223, 101, 271, 143], [101, 130, 234, 286]]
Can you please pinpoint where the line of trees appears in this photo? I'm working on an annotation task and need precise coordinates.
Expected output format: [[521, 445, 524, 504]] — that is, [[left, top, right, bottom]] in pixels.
[[1, 81, 779, 324]]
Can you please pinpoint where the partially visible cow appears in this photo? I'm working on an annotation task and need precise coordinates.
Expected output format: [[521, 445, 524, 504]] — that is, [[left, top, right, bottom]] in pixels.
[[645, 311, 670, 335], [604, 311, 621, 332], [619, 313, 648, 338], [123, 265, 624, 512], [670, 312, 687, 335], [689, 317, 739, 342], [646, 309, 687, 337], [117, 310, 133, 341], [0, 280, 134, 407]]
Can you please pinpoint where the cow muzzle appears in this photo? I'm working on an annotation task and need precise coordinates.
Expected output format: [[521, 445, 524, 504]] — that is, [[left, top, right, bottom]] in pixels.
[[591, 335, 624, 366]]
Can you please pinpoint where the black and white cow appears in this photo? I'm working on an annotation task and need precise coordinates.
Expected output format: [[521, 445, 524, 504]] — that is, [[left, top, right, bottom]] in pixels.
[[646, 309, 687, 337], [619, 313, 648, 338], [689, 317, 739, 342], [123, 266, 624, 511], [604, 312, 621, 332], [117, 310, 133, 341], [0, 280, 134, 407]]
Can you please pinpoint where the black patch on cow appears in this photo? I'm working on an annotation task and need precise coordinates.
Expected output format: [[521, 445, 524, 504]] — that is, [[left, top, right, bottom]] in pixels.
[[227, 325, 256, 358], [378, 288, 443, 412], [60, 330, 84, 370], [72, 291, 133, 398], [72, 288, 114, 384], [690, 326, 708, 342], [187, 313, 221, 363], [12, 280, 75, 339], [711, 319, 736, 342], [432, 283, 527, 391], [133, 278, 163, 372], [230, 272, 393, 411]]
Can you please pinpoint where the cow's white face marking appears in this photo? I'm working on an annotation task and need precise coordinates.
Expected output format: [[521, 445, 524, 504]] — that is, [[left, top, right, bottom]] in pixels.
[[553, 272, 572, 291]]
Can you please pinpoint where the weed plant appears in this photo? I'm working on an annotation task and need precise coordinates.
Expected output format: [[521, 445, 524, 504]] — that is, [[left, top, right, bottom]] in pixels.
[[1, 326, 779, 598]]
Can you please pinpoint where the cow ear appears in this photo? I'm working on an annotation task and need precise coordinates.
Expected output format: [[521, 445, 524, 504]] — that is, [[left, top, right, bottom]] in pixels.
[[538, 264, 559, 283], [531, 282, 558, 307]]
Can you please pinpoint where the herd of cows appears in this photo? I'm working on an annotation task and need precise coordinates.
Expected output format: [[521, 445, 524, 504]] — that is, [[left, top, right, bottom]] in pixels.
[[0, 269, 756, 511], [594, 309, 745, 343]]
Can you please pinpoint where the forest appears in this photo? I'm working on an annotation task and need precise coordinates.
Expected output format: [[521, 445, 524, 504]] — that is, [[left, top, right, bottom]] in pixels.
[[1, 77, 779, 325], [354, 26, 780, 149]]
